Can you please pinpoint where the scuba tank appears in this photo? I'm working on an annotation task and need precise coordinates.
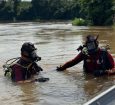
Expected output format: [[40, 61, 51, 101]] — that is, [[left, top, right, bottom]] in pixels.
[[3, 57, 20, 78]]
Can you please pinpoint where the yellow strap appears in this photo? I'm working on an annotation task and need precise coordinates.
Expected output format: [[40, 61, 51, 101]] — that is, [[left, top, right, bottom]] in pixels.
[[15, 63, 33, 70]]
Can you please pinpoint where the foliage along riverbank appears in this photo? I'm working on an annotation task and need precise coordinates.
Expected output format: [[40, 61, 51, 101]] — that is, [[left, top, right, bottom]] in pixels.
[[0, 0, 115, 26]]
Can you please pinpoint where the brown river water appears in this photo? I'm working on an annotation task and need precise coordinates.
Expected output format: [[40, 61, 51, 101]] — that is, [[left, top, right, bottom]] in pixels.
[[0, 22, 115, 105]]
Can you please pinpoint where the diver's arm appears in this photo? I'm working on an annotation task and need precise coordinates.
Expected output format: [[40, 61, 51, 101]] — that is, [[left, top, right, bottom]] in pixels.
[[17, 80, 32, 83], [17, 79, 36, 83], [107, 68, 115, 75], [107, 53, 114, 68], [57, 52, 84, 71], [17, 77, 49, 83], [16, 75, 37, 83], [105, 53, 115, 75]]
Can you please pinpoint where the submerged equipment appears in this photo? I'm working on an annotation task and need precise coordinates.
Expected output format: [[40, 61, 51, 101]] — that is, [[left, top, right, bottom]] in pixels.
[[34, 77, 49, 82]]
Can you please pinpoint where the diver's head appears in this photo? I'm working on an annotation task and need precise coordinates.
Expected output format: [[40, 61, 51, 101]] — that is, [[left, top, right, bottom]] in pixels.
[[85, 35, 99, 54], [21, 42, 41, 62]]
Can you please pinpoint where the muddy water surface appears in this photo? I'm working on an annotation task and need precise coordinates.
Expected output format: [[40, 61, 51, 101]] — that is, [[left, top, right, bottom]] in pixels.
[[0, 22, 115, 105]]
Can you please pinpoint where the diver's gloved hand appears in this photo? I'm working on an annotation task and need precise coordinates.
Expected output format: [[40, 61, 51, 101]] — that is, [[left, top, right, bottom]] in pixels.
[[56, 66, 64, 71], [37, 66, 43, 71], [93, 70, 107, 77], [34, 63, 43, 72]]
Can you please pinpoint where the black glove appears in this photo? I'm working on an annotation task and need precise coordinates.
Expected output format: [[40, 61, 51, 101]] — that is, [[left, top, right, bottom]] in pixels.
[[33, 63, 43, 72], [93, 70, 106, 77], [56, 66, 64, 71], [37, 66, 43, 71]]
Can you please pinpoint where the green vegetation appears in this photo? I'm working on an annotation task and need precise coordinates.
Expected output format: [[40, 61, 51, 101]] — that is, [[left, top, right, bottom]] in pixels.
[[79, 0, 114, 26], [72, 18, 87, 26], [0, 0, 114, 26]]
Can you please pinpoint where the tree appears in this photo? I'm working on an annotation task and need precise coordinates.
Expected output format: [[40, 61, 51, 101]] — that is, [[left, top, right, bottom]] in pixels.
[[13, 0, 21, 19], [0, 0, 21, 21], [68, 0, 81, 19], [31, 0, 80, 20], [18, 1, 33, 20], [0, 0, 14, 20], [79, 0, 114, 25], [31, 0, 49, 19], [0, 0, 6, 20]]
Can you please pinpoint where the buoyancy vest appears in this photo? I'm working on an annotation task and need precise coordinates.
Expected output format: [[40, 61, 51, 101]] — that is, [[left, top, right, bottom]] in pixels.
[[11, 63, 33, 81], [83, 49, 112, 73], [4, 58, 42, 81]]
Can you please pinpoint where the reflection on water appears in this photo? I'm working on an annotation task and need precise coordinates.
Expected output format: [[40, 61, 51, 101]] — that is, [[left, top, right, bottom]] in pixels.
[[0, 22, 115, 105]]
